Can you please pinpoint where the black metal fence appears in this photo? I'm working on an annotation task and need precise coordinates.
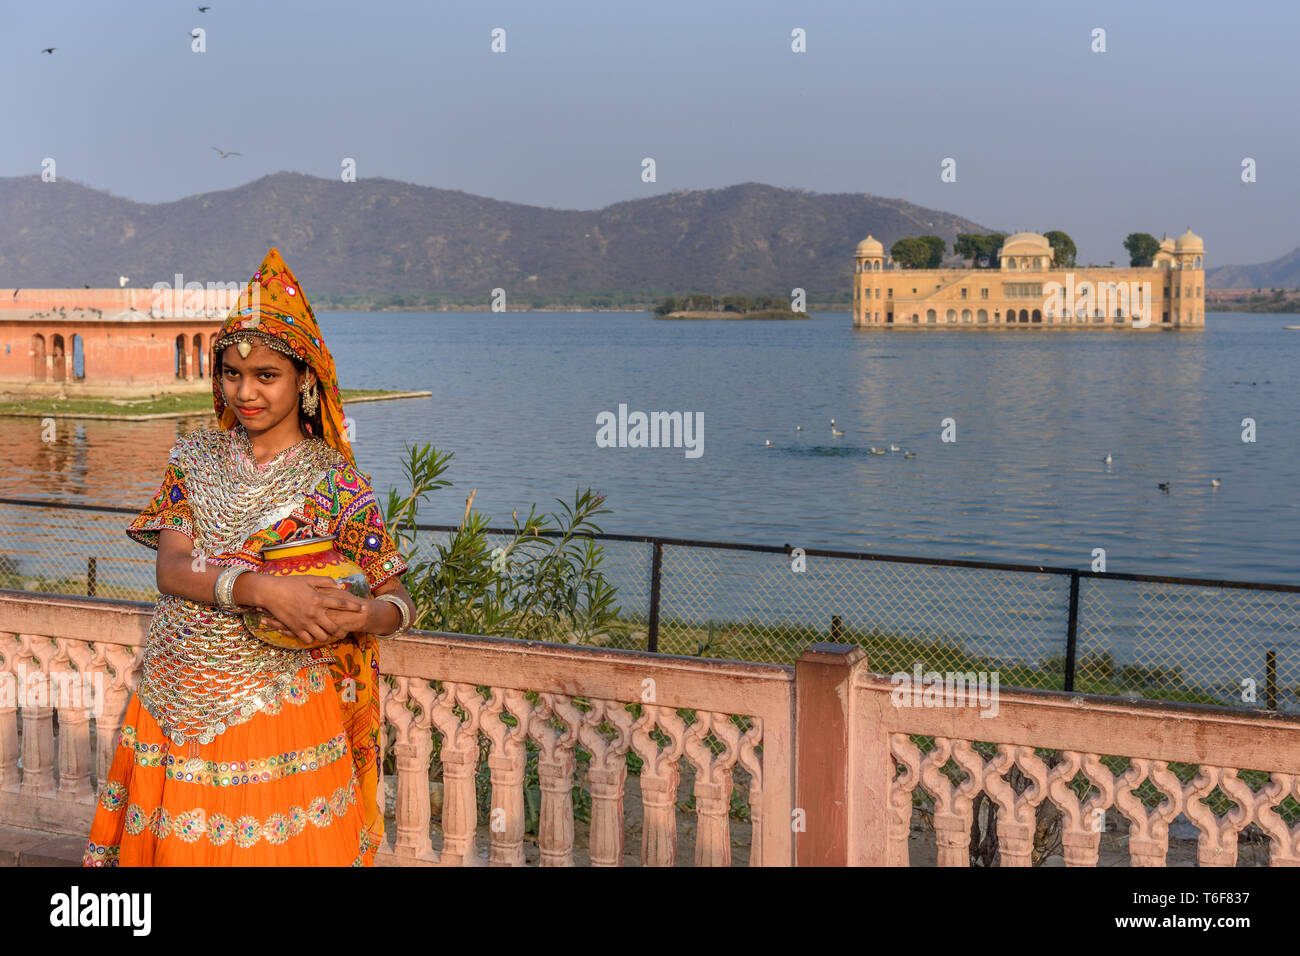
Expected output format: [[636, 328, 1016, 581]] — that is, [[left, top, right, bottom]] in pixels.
[[2, 497, 1298, 713]]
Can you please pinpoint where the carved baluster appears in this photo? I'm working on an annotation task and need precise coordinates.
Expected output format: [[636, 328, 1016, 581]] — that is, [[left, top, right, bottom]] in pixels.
[[0, 633, 20, 791], [1046, 751, 1116, 866], [918, 738, 982, 866], [735, 717, 764, 866], [429, 681, 485, 866], [88, 645, 136, 787], [481, 688, 531, 866], [526, 693, 581, 866], [1114, 758, 1183, 866], [18, 635, 57, 795], [631, 705, 686, 866], [684, 710, 742, 867], [1181, 765, 1253, 867], [54, 639, 94, 803], [983, 745, 1049, 867], [578, 699, 634, 867], [888, 734, 922, 866], [1253, 773, 1300, 866], [382, 677, 437, 863]]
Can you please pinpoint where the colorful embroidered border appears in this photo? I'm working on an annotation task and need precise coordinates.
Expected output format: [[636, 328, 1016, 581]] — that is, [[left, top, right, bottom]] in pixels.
[[82, 840, 120, 867], [121, 772, 359, 849]]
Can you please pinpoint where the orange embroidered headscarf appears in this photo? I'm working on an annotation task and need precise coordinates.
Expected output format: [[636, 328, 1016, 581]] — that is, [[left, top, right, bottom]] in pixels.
[[211, 247, 355, 468]]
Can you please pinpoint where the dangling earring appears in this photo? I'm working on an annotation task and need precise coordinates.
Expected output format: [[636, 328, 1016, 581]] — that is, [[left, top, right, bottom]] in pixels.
[[300, 375, 319, 416]]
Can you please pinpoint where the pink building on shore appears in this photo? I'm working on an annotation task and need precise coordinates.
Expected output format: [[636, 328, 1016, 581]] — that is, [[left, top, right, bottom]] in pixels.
[[0, 287, 238, 398]]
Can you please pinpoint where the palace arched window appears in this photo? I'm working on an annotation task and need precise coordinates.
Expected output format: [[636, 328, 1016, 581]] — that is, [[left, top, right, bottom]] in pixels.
[[51, 334, 66, 381], [30, 334, 46, 381]]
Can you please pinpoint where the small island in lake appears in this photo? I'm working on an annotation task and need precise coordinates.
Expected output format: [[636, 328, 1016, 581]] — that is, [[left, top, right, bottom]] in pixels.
[[653, 293, 810, 320]]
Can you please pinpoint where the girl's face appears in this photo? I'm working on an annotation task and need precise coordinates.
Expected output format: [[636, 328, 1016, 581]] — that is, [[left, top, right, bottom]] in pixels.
[[219, 344, 312, 431]]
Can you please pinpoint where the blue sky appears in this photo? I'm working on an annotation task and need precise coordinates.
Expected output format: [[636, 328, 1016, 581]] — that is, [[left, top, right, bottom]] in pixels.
[[1, 0, 1295, 266]]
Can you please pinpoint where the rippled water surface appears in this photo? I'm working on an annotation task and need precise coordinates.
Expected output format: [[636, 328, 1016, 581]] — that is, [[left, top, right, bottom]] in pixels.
[[2, 311, 1296, 584]]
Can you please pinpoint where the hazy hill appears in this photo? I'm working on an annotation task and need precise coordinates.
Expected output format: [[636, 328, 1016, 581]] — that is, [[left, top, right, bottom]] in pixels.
[[1206, 247, 1300, 289], [0, 173, 994, 305]]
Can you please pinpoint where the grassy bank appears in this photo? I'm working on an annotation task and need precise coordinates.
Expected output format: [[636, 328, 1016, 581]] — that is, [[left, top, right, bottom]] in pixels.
[[0, 388, 429, 419]]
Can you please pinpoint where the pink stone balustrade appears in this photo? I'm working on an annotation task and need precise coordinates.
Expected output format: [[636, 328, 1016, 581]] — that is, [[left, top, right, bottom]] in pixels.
[[0, 590, 795, 866], [5, 591, 1300, 866]]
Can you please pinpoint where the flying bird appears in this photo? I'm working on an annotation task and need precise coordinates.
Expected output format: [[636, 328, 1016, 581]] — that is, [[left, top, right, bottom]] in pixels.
[[11, 289, 19, 298], [903, 451, 917, 459], [1211, 478, 1221, 488], [119, 276, 129, 287], [198, 5, 211, 10], [212, 147, 241, 158], [1102, 453, 1112, 463], [1157, 482, 1171, 493], [41, 47, 56, 54], [764, 440, 775, 449]]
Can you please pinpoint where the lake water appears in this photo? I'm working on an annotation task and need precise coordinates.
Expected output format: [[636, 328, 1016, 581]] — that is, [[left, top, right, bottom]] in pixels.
[[2, 311, 1297, 585]]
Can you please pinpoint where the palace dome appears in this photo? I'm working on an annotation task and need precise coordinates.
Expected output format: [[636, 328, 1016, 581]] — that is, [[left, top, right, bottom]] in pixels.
[[855, 235, 884, 257], [1174, 227, 1204, 252], [999, 232, 1052, 256]]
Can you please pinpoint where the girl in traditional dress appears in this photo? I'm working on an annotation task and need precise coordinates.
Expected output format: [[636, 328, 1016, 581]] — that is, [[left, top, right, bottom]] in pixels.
[[83, 248, 415, 866]]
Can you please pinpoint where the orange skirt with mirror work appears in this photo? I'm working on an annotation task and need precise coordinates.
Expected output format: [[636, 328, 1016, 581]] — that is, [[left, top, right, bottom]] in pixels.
[[83, 660, 376, 867]]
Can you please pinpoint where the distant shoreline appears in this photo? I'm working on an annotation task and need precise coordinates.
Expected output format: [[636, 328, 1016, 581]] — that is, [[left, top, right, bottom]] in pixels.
[[654, 309, 811, 320]]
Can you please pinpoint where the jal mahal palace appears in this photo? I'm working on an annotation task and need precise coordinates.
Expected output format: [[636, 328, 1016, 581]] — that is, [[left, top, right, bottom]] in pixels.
[[852, 228, 1205, 330]]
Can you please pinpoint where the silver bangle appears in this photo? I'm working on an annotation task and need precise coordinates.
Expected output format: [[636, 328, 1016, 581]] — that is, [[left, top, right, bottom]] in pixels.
[[373, 593, 411, 639], [215, 565, 251, 609]]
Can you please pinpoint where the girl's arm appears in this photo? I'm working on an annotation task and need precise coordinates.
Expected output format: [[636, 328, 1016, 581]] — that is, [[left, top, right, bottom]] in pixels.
[[156, 528, 367, 645], [366, 576, 416, 636]]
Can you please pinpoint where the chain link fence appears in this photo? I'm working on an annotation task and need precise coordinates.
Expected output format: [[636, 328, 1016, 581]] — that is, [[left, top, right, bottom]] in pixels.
[[2, 498, 1298, 712]]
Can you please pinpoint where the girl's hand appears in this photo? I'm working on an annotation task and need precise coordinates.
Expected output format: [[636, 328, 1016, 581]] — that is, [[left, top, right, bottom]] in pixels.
[[258, 602, 372, 645], [255, 575, 369, 648]]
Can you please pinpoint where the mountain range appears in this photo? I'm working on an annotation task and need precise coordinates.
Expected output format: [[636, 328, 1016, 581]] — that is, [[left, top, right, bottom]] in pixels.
[[0, 173, 988, 305], [0, 172, 1291, 303]]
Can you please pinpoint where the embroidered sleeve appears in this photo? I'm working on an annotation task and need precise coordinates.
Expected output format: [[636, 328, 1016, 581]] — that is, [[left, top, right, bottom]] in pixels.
[[330, 467, 408, 591], [126, 439, 195, 551]]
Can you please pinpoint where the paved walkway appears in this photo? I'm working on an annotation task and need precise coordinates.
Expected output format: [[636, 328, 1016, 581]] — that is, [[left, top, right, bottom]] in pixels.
[[0, 824, 85, 866]]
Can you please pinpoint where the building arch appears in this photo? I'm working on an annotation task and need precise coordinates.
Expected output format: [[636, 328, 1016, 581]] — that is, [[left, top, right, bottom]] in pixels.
[[977, 309, 988, 324], [1031, 309, 1042, 323], [946, 309, 957, 323], [192, 333, 204, 377], [926, 309, 937, 324], [175, 333, 189, 379], [30, 334, 46, 380], [1019, 309, 1029, 323], [51, 334, 66, 380], [72, 333, 85, 379], [962, 309, 973, 323]]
